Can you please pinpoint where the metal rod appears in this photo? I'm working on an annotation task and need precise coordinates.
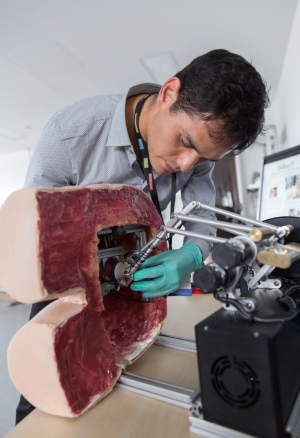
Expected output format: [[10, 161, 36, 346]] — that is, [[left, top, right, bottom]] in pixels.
[[248, 264, 275, 289], [275, 242, 300, 255], [165, 227, 226, 243], [176, 214, 253, 233], [197, 203, 279, 231]]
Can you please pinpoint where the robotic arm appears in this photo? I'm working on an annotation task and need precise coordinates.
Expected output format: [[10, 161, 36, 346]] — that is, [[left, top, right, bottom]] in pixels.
[[117, 201, 300, 321]]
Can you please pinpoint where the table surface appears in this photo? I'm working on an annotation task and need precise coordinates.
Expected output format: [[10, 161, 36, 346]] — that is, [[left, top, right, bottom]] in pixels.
[[4, 294, 222, 438]]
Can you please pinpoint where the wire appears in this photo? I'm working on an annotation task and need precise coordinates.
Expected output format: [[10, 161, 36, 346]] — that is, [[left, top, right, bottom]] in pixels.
[[253, 309, 298, 323], [252, 286, 300, 323]]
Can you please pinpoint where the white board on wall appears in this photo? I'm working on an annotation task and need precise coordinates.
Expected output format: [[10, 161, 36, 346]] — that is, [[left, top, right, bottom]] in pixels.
[[0, 150, 30, 207]]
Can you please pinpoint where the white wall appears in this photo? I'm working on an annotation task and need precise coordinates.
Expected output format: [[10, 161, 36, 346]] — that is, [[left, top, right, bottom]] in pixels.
[[0, 150, 30, 207], [272, 0, 300, 149], [236, 1, 300, 218], [1, 4, 300, 215]]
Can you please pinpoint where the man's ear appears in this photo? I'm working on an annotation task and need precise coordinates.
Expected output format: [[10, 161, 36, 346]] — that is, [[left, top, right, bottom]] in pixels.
[[158, 77, 181, 106]]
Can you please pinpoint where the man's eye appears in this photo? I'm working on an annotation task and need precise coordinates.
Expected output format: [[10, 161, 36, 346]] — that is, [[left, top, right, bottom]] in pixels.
[[181, 138, 191, 148]]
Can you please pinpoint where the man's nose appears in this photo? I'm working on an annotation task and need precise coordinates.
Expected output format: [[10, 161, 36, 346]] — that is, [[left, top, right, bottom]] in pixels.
[[177, 151, 205, 172]]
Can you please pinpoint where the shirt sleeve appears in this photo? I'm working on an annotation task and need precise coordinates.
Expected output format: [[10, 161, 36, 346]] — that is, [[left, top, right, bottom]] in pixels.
[[24, 114, 73, 188], [181, 161, 217, 261]]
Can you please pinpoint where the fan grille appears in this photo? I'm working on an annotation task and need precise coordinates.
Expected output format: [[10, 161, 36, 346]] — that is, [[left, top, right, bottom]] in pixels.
[[211, 356, 260, 408]]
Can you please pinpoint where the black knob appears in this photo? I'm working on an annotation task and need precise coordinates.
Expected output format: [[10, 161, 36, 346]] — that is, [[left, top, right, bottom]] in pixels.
[[193, 264, 224, 294], [212, 242, 244, 270]]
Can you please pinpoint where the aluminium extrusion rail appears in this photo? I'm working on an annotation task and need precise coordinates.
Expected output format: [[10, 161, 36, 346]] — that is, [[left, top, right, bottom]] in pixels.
[[116, 371, 196, 410], [117, 371, 256, 438], [117, 370, 300, 438], [189, 415, 256, 438], [154, 333, 197, 353], [116, 333, 198, 410], [116, 334, 300, 438]]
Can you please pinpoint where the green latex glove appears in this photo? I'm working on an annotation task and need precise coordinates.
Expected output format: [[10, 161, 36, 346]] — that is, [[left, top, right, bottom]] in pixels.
[[130, 243, 203, 297]]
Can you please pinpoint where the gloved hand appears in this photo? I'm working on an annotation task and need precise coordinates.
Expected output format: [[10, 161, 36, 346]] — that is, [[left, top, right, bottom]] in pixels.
[[130, 243, 203, 297]]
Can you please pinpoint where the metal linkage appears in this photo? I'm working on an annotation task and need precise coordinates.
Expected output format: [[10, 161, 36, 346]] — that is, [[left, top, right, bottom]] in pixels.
[[175, 213, 253, 234], [248, 264, 277, 289], [196, 202, 289, 235], [164, 226, 226, 244]]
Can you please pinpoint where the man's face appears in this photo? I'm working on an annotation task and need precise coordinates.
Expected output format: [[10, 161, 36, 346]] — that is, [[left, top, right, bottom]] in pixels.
[[146, 106, 233, 175]]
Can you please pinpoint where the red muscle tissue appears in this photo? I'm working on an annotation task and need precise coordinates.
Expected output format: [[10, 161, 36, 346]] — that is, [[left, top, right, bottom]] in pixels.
[[0, 184, 167, 417]]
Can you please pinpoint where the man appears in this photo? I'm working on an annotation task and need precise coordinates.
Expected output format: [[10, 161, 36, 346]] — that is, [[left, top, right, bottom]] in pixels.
[[16, 48, 269, 422]]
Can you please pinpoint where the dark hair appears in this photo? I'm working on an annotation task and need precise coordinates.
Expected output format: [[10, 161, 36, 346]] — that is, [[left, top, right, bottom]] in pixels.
[[171, 49, 270, 153]]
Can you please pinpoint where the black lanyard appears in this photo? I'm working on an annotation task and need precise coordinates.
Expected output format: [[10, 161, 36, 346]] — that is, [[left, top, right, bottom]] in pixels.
[[134, 94, 163, 220], [133, 94, 177, 249]]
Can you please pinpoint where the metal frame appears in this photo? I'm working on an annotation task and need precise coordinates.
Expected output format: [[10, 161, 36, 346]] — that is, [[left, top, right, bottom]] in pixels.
[[116, 336, 300, 438]]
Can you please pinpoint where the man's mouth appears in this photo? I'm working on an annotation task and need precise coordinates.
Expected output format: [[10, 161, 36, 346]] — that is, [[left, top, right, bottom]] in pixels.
[[164, 160, 177, 173]]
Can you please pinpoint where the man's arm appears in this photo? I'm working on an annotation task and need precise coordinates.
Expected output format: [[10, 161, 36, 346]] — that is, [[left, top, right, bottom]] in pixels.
[[25, 114, 73, 188]]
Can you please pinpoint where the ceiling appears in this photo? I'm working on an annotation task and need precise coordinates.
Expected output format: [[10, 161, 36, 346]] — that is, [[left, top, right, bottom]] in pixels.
[[0, 0, 298, 154]]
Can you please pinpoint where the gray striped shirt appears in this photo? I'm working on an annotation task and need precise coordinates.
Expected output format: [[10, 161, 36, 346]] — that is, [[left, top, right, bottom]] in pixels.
[[25, 83, 216, 258]]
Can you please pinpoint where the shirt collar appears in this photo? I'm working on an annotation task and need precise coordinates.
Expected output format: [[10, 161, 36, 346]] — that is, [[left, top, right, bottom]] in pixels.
[[106, 83, 161, 147]]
